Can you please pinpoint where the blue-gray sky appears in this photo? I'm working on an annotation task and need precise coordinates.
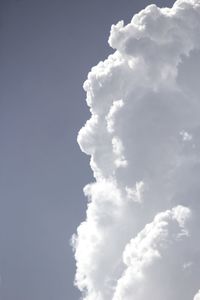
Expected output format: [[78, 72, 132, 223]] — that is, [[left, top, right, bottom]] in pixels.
[[0, 0, 175, 299]]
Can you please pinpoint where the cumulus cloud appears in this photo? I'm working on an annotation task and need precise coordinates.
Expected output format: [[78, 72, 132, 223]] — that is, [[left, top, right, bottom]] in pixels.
[[72, 0, 200, 299]]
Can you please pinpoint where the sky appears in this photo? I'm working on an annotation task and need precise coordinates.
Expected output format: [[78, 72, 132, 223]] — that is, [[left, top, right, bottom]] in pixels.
[[0, 0, 187, 299]]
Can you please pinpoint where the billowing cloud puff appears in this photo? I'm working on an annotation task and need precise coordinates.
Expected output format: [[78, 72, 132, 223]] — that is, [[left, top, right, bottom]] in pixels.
[[113, 205, 191, 300], [72, 0, 200, 299]]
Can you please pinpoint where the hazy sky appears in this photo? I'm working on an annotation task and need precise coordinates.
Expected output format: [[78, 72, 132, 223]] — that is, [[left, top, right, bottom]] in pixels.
[[0, 1, 176, 299]]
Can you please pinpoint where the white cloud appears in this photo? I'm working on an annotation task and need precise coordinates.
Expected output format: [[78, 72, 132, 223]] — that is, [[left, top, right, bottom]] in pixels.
[[194, 290, 200, 300], [73, 0, 200, 299], [113, 205, 191, 300]]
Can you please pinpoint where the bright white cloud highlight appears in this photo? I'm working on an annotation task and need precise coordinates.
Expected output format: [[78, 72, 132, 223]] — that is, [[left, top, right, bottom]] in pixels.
[[73, 0, 200, 299], [194, 290, 200, 300]]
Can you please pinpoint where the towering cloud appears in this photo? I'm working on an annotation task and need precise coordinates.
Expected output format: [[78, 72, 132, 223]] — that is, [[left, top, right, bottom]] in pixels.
[[72, 0, 200, 299]]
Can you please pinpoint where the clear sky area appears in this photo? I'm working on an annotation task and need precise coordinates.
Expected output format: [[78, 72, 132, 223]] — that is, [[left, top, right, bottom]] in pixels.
[[0, 0, 176, 299]]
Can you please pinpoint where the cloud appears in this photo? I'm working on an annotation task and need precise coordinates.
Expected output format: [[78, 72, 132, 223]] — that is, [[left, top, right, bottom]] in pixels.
[[194, 291, 200, 300], [113, 205, 191, 300], [73, 0, 200, 299]]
